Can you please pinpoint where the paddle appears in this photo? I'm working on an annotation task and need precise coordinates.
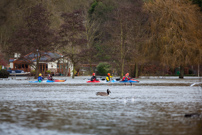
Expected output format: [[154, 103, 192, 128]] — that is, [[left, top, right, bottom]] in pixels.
[[100, 77, 121, 81], [116, 78, 121, 81], [85, 76, 105, 81], [84, 77, 121, 81]]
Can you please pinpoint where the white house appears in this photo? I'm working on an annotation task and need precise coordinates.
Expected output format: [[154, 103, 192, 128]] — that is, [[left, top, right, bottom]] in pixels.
[[9, 52, 73, 76]]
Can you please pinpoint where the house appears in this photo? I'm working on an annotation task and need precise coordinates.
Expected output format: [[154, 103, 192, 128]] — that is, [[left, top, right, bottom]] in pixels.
[[9, 52, 73, 76], [79, 64, 97, 76]]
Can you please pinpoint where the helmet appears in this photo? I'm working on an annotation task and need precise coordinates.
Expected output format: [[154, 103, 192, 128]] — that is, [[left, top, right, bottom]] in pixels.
[[92, 73, 95, 76], [107, 73, 110, 76], [39, 73, 42, 76]]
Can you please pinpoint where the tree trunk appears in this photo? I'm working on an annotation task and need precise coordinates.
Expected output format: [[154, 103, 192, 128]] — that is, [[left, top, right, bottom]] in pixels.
[[198, 63, 200, 77], [66, 62, 69, 76], [121, 59, 124, 79], [35, 53, 39, 79], [62, 58, 65, 76], [120, 22, 124, 79], [179, 65, 184, 79], [89, 58, 93, 74], [139, 64, 143, 76], [135, 63, 139, 78], [72, 62, 75, 79], [71, 44, 75, 79]]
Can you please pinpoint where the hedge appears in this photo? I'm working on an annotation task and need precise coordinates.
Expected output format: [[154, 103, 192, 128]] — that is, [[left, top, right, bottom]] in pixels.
[[0, 69, 9, 78]]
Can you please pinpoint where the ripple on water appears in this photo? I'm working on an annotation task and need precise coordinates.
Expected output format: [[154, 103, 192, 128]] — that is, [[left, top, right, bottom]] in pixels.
[[0, 84, 202, 135]]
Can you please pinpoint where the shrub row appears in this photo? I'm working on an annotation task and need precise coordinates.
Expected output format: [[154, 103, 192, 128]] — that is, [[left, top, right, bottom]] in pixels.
[[0, 69, 9, 78]]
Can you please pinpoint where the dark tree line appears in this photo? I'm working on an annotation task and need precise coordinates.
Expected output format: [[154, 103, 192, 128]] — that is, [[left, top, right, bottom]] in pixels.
[[9, 4, 58, 78], [58, 10, 86, 79], [1, 0, 202, 78]]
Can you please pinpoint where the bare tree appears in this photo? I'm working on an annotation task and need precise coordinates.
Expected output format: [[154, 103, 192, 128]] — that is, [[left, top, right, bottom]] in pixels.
[[9, 4, 58, 78], [59, 10, 86, 79], [106, 0, 144, 78], [82, 3, 101, 73], [143, 0, 202, 78], [127, 0, 148, 78], [0, 50, 7, 67]]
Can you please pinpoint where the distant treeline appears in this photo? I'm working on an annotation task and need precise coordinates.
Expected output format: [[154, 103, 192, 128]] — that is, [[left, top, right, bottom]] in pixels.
[[0, 0, 202, 78]]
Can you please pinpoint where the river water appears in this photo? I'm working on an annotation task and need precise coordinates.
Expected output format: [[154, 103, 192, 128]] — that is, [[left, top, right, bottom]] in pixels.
[[0, 76, 202, 135]]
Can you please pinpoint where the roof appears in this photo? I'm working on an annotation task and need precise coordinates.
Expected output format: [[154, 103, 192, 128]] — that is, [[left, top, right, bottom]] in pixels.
[[15, 52, 62, 63], [9, 58, 15, 62]]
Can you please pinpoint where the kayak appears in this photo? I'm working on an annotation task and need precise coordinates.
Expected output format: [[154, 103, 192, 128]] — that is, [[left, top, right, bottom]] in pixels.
[[46, 80, 66, 83], [29, 80, 47, 83], [53, 79, 66, 82], [87, 80, 100, 83], [106, 79, 117, 83], [29, 79, 66, 83], [119, 79, 139, 83], [105, 79, 139, 83]]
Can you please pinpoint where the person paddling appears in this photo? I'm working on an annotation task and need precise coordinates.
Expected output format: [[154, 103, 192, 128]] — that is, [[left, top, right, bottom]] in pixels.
[[126, 73, 131, 80], [122, 73, 131, 81], [106, 73, 112, 82], [47, 74, 53, 81], [38, 73, 43, 82], [91, 73, 97, 81]]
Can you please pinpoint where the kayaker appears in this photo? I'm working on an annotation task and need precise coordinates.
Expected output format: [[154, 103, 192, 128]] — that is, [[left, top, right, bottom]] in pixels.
[[47, 74, 53, 81], [106, 73, 112, 82], [91, 73, 97, 81], [38, 73, 43, 82], [122, 73, 131, 81], [126, 73, 131, 80]]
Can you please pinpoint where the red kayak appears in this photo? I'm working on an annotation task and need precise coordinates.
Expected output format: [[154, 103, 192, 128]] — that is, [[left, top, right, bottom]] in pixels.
[[87, 80, 100, 83], [54, 79, 66, 82]]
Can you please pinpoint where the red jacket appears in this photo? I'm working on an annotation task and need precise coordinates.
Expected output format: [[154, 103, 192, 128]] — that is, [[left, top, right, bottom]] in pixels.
[[122, 76, 131, 81]]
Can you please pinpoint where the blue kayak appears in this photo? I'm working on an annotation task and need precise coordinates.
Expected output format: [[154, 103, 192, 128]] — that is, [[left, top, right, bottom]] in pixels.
[[29, 79, 66, 83], [119, 79, 139, 83], [106, 80, 118, 83], [29, 80, 66, 83], [106, 79, 139, 83], [29, 80, 54, 83]]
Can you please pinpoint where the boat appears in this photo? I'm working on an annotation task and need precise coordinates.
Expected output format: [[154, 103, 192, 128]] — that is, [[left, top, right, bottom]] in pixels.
[[105, 79, 118, 83], [86, 80, 100, 83], [104, 78, 139, 83], [119, 79, 139, 83], [29, 80, 46, 83], [7, 70, 30, 76], [53, 79, 66, 82], [29, 79, 66, 83], [46, 79, 66, 82]]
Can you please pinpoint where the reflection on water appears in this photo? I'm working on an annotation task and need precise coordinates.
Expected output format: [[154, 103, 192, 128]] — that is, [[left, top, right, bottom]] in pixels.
[[0, 84, 202, 135]]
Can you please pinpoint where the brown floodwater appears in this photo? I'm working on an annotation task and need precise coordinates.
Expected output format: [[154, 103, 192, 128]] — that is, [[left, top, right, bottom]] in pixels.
[[0, 77, 202, 135]]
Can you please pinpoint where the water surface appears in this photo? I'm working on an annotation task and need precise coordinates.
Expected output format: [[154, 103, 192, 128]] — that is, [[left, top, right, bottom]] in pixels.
[[0, 77, 202, 135]]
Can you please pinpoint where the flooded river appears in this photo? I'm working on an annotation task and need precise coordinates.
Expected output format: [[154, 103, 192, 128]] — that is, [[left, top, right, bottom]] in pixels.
[[0, 77, 202, 135]]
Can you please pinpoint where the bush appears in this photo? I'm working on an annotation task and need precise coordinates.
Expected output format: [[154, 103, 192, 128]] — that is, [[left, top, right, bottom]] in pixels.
[[46, 70, 51, 74], [31, 70, 35, 76], [0, 69, 9, 78], [96, 62, 111, 76]]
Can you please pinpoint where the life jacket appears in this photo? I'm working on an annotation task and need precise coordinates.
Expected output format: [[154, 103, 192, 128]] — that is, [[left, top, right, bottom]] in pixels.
[[38, 76, 43, 81], [47, 76, 53, 80], [91, 76, 96, 81], [106, 75, 112, 81]]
